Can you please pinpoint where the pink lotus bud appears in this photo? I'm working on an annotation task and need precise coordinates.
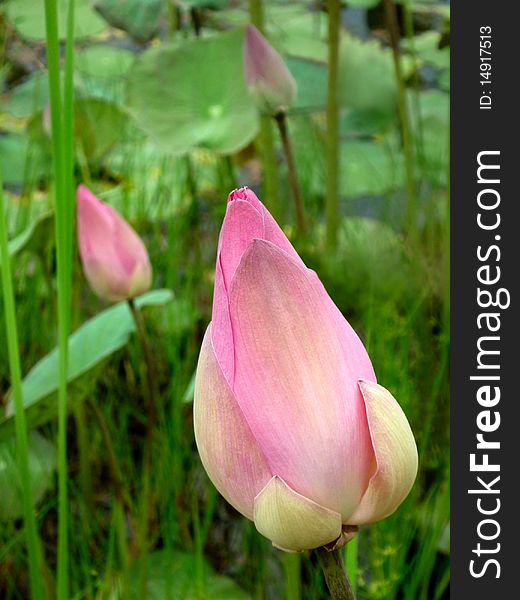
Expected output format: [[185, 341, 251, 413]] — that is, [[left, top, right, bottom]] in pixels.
[[76, 185, 152, 302], [243, 24, 297, 115], [194, 188, 418, 552]]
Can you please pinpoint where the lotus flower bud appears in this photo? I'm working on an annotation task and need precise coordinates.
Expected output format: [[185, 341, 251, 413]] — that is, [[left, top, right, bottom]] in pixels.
[[243, 24, 297, 116], [194, 188, 418, 552], [77, 185, 152, 302]]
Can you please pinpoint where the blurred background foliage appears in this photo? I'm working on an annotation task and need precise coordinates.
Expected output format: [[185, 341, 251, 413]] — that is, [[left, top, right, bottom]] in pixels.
[[0, 0, 449, 598]]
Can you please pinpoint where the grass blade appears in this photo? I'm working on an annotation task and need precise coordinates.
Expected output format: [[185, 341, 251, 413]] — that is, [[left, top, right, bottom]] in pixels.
[[0, 173, 45, 599], [42, 1, 76, 597]]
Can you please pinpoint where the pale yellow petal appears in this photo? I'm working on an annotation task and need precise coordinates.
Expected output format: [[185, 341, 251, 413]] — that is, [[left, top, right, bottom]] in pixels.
[[253, 476, 342, 552], [348, 380, 418, 524]]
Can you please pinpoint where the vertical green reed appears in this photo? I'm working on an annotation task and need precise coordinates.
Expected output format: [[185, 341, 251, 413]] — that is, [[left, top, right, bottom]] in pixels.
[[345, 537, 358, 596], [401, 0, 425, 168], [43, 1, 76, 597], [248, 0, 282, 220], [382, 0, 417, 240], [274, 113, 307, 235], [0, 173, 45, 599], [325, 0, 341, 250], [283, 553, 301, 600]]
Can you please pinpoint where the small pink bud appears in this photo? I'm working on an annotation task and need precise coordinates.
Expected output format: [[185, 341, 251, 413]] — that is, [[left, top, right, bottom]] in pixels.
[[76, 185, 152, 302], [194, 188, 418, 552], [243, 24, 297, 115]]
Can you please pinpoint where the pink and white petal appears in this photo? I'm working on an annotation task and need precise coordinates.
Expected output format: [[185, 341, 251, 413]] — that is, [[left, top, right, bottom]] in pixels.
[[260, 206, 306, 268], [228, 187, 264, 214], [254, 476, 342, 552], [210, 257, 235, 384], [348, 380, 418, 525], [218, 199, 264, 289], [82, 258, 119, 302], [229, 239, 375, 519], [307, 270, 377, 384], [108, 205, 151, 276], [226, 187, 304, 267], [194, 327, 272, 519], [77, 186, 115, 261]]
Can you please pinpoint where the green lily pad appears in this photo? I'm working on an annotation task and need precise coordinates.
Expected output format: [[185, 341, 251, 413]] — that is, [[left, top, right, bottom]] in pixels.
[[0, 133, 51, 185], [399, 0, 451, 20], [339, 33, 411, 114], [269, 6, 328, 63], [27, 97, 129, 165], [109, 550, 251, 599], [345, 0, 381, 7], [181, 0, 229, 8], [93, 0, 163, 42], [127, 29, 259, 156], [76, 45, 135, 79], [0, 431, 56, 521], [341, 107, 396, 136], [2, 72, 49, 119], [74, 98, 129, 162], [409, 89, 449, 184], [0, 290, 174, 440], [5, 0, 106, 40], [0, 212, 54, 270], [286, 57, 327, 111], [337, 217, 407, 294], [401, 31, 449, 70], [315, 216, 411, 308], [341, 139, 403, 198]]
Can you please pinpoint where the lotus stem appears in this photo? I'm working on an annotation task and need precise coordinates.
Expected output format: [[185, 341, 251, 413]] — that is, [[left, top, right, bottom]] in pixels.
[[316, 546, 356, 600], [0, 172, 46, 600], [128, 299, 159, 423], [127, 298, 159, 597], [382, 0, 417, 240], [43, 0, 76, 596], [326, 0, 341, 250], [274, 112, 307, 235], [248, 0, 283, 221], [88, 399, 131, 581]]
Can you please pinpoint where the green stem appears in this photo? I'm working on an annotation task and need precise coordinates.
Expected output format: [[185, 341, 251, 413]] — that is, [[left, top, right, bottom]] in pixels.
[[443, 150, 450, 331], [283, 553, 301, 600], [248, 0, 263, 25], [382, 0, 416, 239], [127, 299, 159, 596], [326, 0, 341, 250], [88, 399, 130, 581], [73, 403, 94, 517], [259, 116, 283, 220], [43, 1, 76, 598], [0, 175, 45, 600], [274, 112, 306, 235], [316, 547, 356, 600], [128, 300, 159, 424], [165, 0, 178, 40], [344, 536, 358, 596], [88, 400, 127, 511], [248, 0, 282, 220], [223, 155, 238, 191], [401, 0, 425, 168], [190, 6, 203, 37]]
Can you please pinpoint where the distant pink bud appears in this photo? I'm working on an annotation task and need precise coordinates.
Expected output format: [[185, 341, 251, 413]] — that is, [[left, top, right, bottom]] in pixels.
[[76, 185, 152, 302], [243, 24, 297, 115], [194, 188, 418, 552]]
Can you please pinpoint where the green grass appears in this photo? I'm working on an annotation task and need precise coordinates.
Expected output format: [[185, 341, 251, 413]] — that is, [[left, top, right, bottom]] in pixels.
[[0, 1, 449, 598], [0, 169, 45, 600], [42, 1, 76, 598]]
